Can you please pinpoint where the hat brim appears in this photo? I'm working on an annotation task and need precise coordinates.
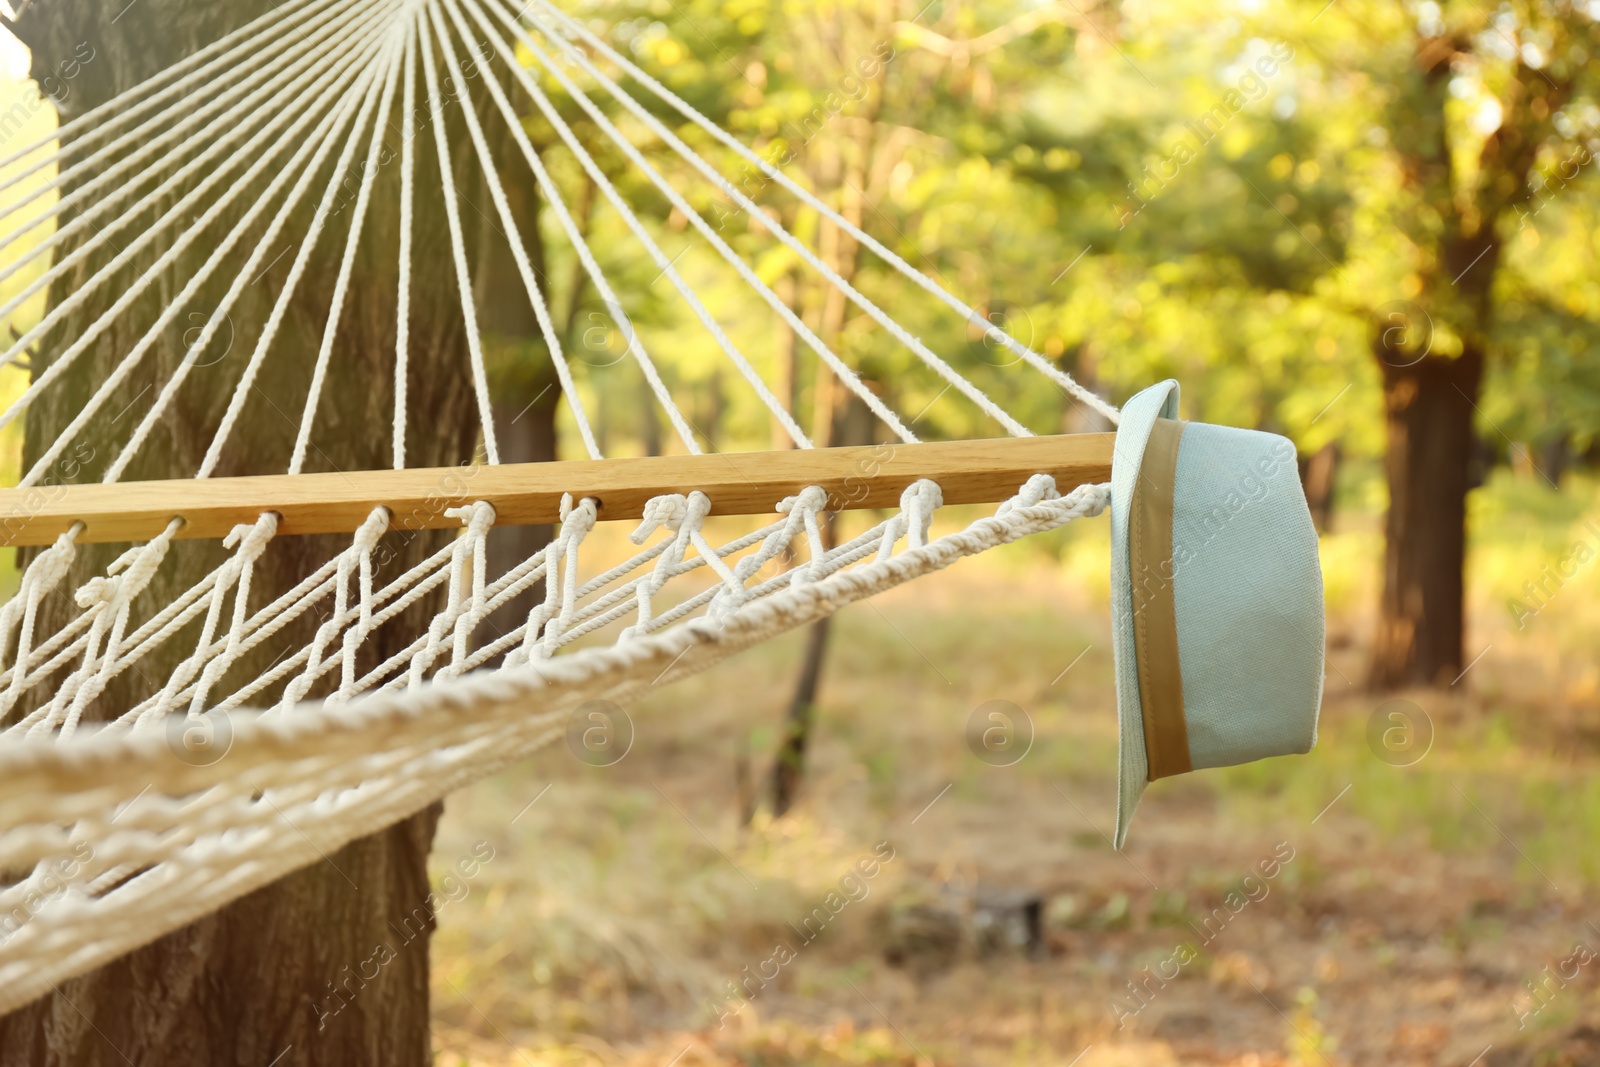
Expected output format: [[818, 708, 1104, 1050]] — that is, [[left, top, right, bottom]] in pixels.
[[1109, 380, 1181, 849]]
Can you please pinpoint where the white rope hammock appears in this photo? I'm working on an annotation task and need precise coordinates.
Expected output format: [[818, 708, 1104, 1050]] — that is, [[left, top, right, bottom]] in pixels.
[[0, 0, 1119, 1008]]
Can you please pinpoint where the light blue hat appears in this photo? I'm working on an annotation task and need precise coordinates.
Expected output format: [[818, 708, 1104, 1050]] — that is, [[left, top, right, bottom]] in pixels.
[[1108, 380, 1325, 848]]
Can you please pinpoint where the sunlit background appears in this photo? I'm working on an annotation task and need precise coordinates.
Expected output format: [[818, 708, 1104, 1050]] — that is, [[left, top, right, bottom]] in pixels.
[[3, 0, 1599, 1063]]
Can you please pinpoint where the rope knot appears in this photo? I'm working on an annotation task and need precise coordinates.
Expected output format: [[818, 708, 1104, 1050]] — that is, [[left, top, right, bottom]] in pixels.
[[444, 500, 496, 536], [777, 485, 832, 588], [683, 490, 712, 527], [873, 479, 943, 561], [899, 478, 943, 514], [631, 493, 689, 543], [73, 576, 116, 610], [352, 506, 391, 552], [516, 495, 599, 662], [902, 479, 942, 549], [74, 534, 172, 610], [776, 485, 828, 515], [118, 527, 175, 589], [998, 473, 1059, 515], [27, 530, 79, 595], [223, 513, 279, 559], [557, 494, 598, 540]]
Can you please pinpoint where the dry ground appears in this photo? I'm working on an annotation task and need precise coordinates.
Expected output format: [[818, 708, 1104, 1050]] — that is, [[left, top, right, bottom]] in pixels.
[[426, 474, 1600, 1066]]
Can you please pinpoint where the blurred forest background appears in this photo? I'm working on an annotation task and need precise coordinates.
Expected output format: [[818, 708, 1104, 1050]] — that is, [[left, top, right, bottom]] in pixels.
[[2, 0, 1599, 1063]]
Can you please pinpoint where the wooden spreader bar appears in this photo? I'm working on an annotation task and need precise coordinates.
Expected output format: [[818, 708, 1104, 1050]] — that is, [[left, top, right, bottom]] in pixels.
[[0, 433, 1115, 547]]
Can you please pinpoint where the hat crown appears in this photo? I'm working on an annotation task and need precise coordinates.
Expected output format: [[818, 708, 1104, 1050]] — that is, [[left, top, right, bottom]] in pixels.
[[1168, 420, 1323, 771], [1109, 381, 1325, 848]]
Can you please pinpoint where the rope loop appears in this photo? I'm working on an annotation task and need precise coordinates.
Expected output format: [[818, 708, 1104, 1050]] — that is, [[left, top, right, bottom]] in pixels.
[[28, 522, 182, 737], [997, 473, 1059, 515], [530, 495, 598, 660], [223, 512, 280, 558], [678, 491, 741, 596], [74, 522, 178, 611], [288, 508, 393, 709], [333, 506, 393, 699], [619, 491, 716, 639], [555, 492, 598, 542], [502, 495, 599, 667], [711, 489, 820, 611], [0, 528, 81, 716], [452, 500, 497, 614], [778, 485, 831, 587], [408, 500, 498, 686], [188, 513, 278, 716], [128, 512, 280, 723], [351, 505, 391, 553], [775, 484, 828, 516], [873, 479, 943, 562], [17, 528, 80, 610], [902, 479, 943, 549]]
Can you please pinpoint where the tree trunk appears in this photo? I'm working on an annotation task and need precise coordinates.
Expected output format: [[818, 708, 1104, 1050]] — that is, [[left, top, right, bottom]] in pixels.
[[767, 8, 889, 816], [1363, 23, 1563, 692], [638, 371, 663, 456], [1299, 442, 1339, 534], [478, 119, 557, 645], [1368, 345, 1484, 690], [1059, 340, 1114, 435], [1540, 431, 1570, 488], [0, 3, 494, 1062], [771, 266, 799, 450], [699, 367, 724, 451], [771, 611, 831, 818]]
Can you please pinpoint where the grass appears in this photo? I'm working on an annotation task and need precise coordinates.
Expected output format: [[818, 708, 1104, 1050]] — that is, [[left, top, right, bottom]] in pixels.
[[426, 466, 1600, 1066]]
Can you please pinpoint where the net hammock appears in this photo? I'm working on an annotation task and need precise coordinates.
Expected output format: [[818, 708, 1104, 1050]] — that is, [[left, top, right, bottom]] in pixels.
[[0, 0, 1119, 1012]]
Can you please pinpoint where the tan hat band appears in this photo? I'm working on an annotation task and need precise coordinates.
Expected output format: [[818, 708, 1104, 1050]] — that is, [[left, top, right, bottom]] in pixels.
[[1129, 417, 1192, 781]]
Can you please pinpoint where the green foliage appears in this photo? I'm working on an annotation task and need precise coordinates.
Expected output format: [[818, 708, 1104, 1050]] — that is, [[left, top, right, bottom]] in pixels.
[[2, 0, 1592, 476], [513, 0, 1600, 479]]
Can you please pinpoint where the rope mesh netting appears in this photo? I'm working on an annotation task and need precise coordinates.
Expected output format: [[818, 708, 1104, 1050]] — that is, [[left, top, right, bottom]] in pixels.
[[0, 0, 1117, 1008]]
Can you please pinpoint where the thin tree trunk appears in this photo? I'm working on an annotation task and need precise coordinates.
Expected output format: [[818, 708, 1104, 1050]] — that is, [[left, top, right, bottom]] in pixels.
[[1540, 431, 1570, 487], [1299, 442, 1339, 534], [0, 3, 490, 1062], [700, 367, 725, 451], [771, 266, 799, 450], [1060, 340, 1113, 435], [768, 6, 890, 816], [771, 611, 831, 818], [1368, 346, 1483, 689], [639, 372, 664, 456]]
